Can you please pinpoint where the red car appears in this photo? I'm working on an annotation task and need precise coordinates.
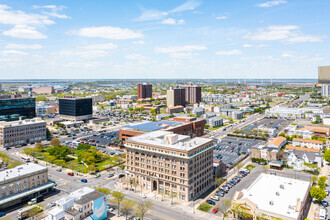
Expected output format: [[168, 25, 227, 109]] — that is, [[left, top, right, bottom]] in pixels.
[[212, 207, 219, 213], [67, 172, 74, 176]]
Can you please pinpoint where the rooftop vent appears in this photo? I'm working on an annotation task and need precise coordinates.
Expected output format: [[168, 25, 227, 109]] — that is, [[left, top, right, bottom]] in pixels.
[[269, 201, 274, 205], [280, 184, 284, 189], [276, 192, 280, 196]]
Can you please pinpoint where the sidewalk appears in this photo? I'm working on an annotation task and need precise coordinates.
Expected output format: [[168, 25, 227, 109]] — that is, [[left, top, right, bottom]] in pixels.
[[306, 164, 328, 220]]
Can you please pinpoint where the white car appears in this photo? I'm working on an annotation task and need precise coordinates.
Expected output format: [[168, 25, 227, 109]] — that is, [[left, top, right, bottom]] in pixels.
[[139, 194, 146, 198], [107, 205, 114, 212], [211, 195, 220, 201]]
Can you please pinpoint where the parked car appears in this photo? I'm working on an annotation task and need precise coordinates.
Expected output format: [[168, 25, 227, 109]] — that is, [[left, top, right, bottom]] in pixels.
[[56, 168, 62, 172], [50, 202, 56, 208], [139, 194, 146, 198], [67, 172, 74, 176], [211, 195, 219, 201], [107, 205, 114, 212], [118, 174, 125, 178], [0, 212, 5, 217], [107, 173, 114, 178], [206, 200, 216, 205], [322, 200, 329, 207], [212, 207, 219, 213], [81, 179, 88, 183], [216, 191, 225, 197], [325, 189, 329, 196], [95, 174, 101, 178]]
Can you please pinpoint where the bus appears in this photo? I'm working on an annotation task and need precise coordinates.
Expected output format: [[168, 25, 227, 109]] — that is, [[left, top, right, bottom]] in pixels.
[[17, 205, 42, 219], [21, 155, 30, 162]]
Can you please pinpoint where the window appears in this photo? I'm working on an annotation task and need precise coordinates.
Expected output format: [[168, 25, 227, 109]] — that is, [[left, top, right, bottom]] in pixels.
[[17, 182, 21, 186], [9, 184, 14, 188]]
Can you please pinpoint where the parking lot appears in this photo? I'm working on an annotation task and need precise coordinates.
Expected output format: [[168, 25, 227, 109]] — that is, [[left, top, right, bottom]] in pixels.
[[243, 118, 289, 137], [214, 137, 264, 168], [207, 164, 313, 217]]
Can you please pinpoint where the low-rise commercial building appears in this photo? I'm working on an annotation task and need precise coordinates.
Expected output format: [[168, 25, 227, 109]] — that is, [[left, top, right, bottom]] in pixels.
[[267, 137, 287, 149], [233, 173, 311, 220], [47, 187, 107, 220], [119, 118, 205, 142], [32, 86, 54, 94], [167, 105, 184, 114], [292, 138, 324, 150], [0, 163, 55, 209], [125, 130, 214, 201], [0, 118, 46, 149], [265, 106, 323, 119]]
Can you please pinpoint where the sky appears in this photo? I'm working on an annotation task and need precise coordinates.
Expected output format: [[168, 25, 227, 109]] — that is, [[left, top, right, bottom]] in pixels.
[[0, 0, 329, 79]]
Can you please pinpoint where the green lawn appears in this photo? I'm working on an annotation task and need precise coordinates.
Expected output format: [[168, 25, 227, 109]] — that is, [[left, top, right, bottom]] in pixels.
[[245, 164, 255, 171], [198, 203, 212, 212]]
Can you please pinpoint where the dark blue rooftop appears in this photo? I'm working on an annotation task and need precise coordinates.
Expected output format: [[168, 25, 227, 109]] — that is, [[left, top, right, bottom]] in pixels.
[[124, 121, 180, 131]]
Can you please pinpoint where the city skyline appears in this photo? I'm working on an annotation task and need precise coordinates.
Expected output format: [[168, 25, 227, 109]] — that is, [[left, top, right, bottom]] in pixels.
[[0, 0, 329, 79]]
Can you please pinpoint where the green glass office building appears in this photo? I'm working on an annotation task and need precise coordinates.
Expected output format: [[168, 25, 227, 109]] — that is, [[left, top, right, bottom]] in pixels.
[[0, 98, 36, 121]]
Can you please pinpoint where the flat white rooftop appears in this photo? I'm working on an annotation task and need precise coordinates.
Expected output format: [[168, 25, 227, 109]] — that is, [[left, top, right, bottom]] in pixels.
[[0, 118, 45, 128], [240, 173, 310, 219], [0, 163, 47, 182], [127, 130, 212, 151]]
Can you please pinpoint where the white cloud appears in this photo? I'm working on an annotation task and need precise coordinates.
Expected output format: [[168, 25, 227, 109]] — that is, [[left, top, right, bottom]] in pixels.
[[125, 54, 149, 60], [137, 9, 168, 21], [155, 45, 206, 53], [43, 12, 70, 19], [243, 44, 267, 48], [133, 40, 145, 45], [2, 50, 28, 56], [3, 25, 47, 39], [60, 50, 109, 59], [215, 49, 242, 55], [216, 16, 228, 20], [33, 5, 70, 19], [0, 4, 54, 25], [161, 18, 185, 25], [170, 52, 199, 59], [5, 43, 42, 49], [257, 0, 287, 8], [71, 26, 143, 40], [170, 0, 202, 13], [155, 45, 206, 59], [137, 0, 201, 22], [66, 61, 102, 67], [82, 43, 118, 50], [243, 44, 253, 48], [245, 25, 324, 43]]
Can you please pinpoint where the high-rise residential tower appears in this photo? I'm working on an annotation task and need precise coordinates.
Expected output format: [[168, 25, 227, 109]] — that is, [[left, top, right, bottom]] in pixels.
[[137, 83, 153, 99]]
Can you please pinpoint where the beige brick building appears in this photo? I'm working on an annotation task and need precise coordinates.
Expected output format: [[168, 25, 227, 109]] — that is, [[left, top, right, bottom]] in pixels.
[[0, 163, 55, 209], [0, 118, 46, 149], [125, 130, 214, 201]]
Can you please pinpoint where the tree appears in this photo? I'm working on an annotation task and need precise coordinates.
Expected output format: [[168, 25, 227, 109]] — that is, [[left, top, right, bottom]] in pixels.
[[323, 149, 330, 162], [311, 175, 318, 185], [214, 177, 226, 187], [135, 200, 153, 220], [96, 187, 111, 196], [112, 191, 125, 216], [132, 178, 139, 192], [120, 199, 136, 220], [50, 138, 61, 147], [77, 143, 91, 151], [318, 176, 328, 189], [218, 199, 232, 220], [310, 186, 327, 202], [150, 109, 156, 114], [35, 142, 45, 152]]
